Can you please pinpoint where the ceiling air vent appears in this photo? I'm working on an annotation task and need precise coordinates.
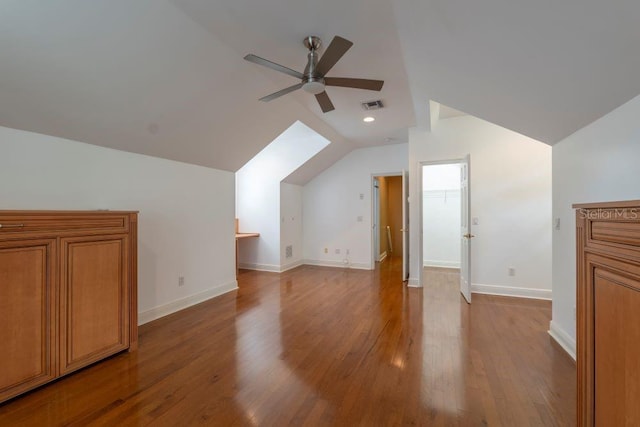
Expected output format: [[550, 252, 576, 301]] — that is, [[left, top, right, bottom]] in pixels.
[[361, 100, 384, 110]]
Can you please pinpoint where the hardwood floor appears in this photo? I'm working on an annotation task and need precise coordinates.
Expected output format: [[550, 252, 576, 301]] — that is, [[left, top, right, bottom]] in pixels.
[[0, 257, 575, 426]]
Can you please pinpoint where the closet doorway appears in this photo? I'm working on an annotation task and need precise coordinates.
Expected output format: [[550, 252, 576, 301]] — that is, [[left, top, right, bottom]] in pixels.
[[372, 174, 403, 268], [420, 158, 472, 302]]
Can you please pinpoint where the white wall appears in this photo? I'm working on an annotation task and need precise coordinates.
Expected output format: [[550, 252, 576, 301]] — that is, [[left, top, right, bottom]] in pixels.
[[422, 163, 461, 268], [409, 116, 552, 299], [280, 182, 303, 270], [303, 144, 408, 269], [551, 94, 640, 358], [236, 121, 329, 271], [0, 126, 236, 324]]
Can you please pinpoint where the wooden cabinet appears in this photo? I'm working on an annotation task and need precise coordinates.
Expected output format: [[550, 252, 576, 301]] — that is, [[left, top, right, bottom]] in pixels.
[[0, 211, 137, 403], [575, 201, 640, 426]]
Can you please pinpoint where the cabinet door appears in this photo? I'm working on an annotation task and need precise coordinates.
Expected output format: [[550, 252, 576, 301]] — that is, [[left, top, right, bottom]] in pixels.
[[0, 239, 56, 402], [60, 235, 129, 374], [594, 267, 640, 426]]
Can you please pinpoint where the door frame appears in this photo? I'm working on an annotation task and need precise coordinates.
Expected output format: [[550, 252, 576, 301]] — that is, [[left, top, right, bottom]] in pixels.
[[370, 172, 403, 268], [417, 158, 468, 290], [373, 177, 380, 261]]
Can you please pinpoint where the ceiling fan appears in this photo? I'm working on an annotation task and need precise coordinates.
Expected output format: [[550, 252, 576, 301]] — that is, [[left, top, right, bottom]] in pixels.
[[244, 36, 384, 113]]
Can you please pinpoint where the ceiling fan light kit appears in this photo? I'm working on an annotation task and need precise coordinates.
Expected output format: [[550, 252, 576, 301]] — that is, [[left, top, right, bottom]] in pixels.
[[302, 79, 325, 95], [244, 35, 384, 113]]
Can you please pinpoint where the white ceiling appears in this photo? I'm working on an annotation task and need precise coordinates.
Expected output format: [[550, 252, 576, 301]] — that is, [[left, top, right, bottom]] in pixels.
[[1, 0, 639, 183], [393, 0, 640, 143]]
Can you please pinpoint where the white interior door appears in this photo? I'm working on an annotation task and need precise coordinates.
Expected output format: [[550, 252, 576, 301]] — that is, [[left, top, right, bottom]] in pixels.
[[402, 170, 409, 281], [460, 155, 472, 303]]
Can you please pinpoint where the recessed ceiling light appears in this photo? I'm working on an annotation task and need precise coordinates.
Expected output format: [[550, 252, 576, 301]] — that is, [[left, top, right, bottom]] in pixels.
[[363, 116, 375, 123]]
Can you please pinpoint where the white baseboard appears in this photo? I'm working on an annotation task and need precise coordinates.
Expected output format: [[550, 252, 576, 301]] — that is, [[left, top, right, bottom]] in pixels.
[[548, 321, 576, 360], [423, 260, 460, 269], [407, 277, 421, 287], [378, 251, 387, 262], [238, 262, 280, 272], [303, 259, 372, 270], [138, 280, 238, 325], [240, 260, 305, 273], [471, 283, 552, 300], [280, 259, 303, 272]]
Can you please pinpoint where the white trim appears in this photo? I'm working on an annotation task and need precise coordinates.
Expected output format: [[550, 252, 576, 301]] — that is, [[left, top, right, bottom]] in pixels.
[[471, 283, 552, 300], [138, 280, 238, 325], [238, 262, 280, 272], [280, 259, 304, 272], [303, 259, 372, 270], [379, 251, 387, 262], [407, 277, 421, 287], [239, 260, 304, 273], [548, 321, 576, 360], [423, 259, 460, 269]]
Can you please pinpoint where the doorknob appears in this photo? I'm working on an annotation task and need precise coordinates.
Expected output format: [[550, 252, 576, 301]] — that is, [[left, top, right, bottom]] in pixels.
[[463, 233, 475, 239]]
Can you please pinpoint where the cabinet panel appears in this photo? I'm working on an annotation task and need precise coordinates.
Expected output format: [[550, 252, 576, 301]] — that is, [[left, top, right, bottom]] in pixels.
[[0, 240, 56, 402], [60, 235, 129, 374], [594, 269, 640, 426], [0, 212, 129, 236], [590, 219, 640, 247]]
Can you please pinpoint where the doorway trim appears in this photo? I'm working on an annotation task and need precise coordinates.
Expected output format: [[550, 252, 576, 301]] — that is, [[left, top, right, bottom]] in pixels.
[[370, 172, 403, 269], [417, 158, 467, 290]]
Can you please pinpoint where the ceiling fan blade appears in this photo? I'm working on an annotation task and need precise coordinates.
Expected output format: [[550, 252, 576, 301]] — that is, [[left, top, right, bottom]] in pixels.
[[315, 36, 353, 76], [259, 83, 304, 102], [315, 91, 335, 113], [324, 77, 384, 91], [244, 54, 304, 79]]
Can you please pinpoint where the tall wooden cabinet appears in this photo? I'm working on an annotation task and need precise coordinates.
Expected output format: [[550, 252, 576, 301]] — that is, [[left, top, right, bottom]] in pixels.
[[0, 211, 137, 403], [575, 201, 640, 426]]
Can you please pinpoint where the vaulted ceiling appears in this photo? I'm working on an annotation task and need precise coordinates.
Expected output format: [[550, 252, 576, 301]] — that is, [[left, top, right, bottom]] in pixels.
[[1, 0, 638, 183]]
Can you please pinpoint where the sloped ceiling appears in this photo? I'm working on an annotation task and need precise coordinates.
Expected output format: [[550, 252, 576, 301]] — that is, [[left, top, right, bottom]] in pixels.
[[1, 0, 639, 184], [393, 0, 640, 143]]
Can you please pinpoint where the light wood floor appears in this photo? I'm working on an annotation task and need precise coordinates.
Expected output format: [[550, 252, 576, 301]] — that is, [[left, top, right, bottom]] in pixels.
[[0, 257, 575, 426]]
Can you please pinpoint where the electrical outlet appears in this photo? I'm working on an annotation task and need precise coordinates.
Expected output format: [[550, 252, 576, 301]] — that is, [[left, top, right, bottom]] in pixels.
[[178, 276, 185, 287], [508, 267, 515, 277], [285, 245, 293, 259], [324, 247, 328, 254], [335, 249, 341, 255], [346, 249, 350, 255]]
